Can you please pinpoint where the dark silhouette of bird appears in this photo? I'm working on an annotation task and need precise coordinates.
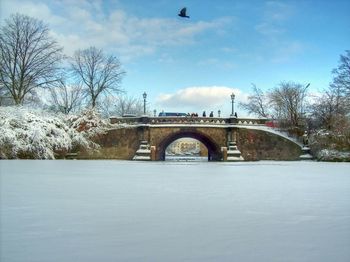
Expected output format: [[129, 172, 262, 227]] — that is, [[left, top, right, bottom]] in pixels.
[[178, 7, 190, 18]]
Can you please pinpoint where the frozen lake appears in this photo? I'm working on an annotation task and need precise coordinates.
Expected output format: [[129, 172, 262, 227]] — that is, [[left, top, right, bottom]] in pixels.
[[1, 160, 349, 262]]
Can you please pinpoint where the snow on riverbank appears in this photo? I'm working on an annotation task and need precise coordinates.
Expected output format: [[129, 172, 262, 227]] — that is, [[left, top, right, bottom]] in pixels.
[[1, 161, 349, 262], [0, 107, 102, 159]]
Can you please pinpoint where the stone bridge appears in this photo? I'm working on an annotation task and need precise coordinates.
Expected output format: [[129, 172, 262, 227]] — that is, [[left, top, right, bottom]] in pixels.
[[85, 116, 303, 161]]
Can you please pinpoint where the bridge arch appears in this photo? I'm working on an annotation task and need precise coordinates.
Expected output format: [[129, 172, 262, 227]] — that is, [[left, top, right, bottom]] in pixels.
[[87, 116, 304, 161], [156, 130, 223, 161]]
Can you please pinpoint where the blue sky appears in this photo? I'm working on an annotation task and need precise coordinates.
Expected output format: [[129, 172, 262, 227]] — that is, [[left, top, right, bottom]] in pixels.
[[1, 0, 349, 116]]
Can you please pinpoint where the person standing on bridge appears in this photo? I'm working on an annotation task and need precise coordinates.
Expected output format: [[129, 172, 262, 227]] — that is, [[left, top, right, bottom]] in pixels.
[[202, 111, 206, 117]]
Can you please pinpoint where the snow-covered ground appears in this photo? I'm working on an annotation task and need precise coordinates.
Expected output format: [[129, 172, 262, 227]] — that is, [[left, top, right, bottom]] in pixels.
[[1, 160, 349, 262]]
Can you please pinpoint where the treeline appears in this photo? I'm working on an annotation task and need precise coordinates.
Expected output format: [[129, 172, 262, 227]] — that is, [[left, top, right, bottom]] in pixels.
[[239, 51, 349, 134], [1, 13, 349, 160], [0, 13, 143, 116], [239, 51, 350, 159]]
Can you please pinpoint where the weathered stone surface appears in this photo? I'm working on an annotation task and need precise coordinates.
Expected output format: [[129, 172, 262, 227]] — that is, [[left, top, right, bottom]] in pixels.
[[133, 140, 151, 160], [227, 141, 244, 161], [149, 126, 226, 161], [78, 127, 139, 159], [236, 128, 301, 160], [78, 125, 302, 161]]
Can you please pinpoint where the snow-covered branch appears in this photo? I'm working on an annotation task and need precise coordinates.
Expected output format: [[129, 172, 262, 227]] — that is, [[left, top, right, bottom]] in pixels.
[[0, 107, 105, 159]]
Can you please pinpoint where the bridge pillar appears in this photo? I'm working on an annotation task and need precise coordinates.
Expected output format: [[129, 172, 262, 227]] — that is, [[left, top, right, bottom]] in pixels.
[[228, 117, 238, 124], [300, 131, 313, 160], [139, 125, 151, 141], [227, 141, 244, 161], [133, 140, 152, 160], [226, 129, 244, 161], [150, 146, 156, 161], [222, 147, 228, 161]]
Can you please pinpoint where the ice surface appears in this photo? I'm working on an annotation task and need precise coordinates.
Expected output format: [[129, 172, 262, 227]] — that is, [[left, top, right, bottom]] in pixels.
[[1, 160, 349, 262]]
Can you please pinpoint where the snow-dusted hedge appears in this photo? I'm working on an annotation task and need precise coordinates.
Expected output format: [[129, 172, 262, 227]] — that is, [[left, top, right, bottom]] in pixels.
[[66, 109, 109, 138], [0, 107, 103, 159], [310, 129, 350, 162], [316, 149, 350, 162]]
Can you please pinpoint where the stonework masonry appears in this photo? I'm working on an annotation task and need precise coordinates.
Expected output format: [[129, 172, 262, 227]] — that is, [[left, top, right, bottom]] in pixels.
[[78, 124, 302, 161]]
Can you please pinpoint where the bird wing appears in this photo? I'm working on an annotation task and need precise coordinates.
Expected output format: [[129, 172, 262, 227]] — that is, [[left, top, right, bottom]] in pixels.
[[180, 7, 187, 16]]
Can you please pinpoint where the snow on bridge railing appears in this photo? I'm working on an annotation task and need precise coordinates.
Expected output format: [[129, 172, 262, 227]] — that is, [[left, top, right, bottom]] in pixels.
[[110, 116, 269, 126]]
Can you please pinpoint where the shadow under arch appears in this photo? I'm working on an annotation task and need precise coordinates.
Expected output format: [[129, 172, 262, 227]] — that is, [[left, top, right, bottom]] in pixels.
[[156, 130, 222, 161]]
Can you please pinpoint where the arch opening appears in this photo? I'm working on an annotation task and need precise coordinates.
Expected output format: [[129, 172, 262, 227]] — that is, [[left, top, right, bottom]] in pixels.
[[156, 131, 222, 161], [165, 138, 208, 161]]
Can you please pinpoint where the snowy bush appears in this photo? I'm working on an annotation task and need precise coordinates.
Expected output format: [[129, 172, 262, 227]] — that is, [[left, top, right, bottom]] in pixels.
[[309, 129, 350, 162], [0, 107, 100, 159], [66, 108, 110, 138], [316, 149, 350, 162]]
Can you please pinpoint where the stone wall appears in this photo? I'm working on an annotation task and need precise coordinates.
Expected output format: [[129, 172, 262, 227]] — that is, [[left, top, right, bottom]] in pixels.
[[77, 125, 302, 161], [78, 127, 140, 159], [237, 128, 301, 160], [148, 126, 227, 160]]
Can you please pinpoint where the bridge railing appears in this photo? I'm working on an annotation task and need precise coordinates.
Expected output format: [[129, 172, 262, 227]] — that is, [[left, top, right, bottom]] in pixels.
[[110, 116, 269, 126], [236, 118, 269, 125]]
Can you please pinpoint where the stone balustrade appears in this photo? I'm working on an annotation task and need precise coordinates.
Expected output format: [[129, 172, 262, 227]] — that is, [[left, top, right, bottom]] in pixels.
[[110, 116, 268, 126]]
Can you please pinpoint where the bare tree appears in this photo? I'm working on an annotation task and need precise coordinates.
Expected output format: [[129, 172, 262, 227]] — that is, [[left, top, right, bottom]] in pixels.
[[331, 50, 350, 98], [70, 46, 125, 108], [49, 80, 85, 114], [239, 84, 269, 118], [0, 85, 13, 105], [329, 50, 350, 114], [311, 51, 350, 131], [269, 81, 309, 127], [99, 94, 143, 117], [310, 91, 340, 130], [0, 14, 63, 105], [114, 95, 143, 116]]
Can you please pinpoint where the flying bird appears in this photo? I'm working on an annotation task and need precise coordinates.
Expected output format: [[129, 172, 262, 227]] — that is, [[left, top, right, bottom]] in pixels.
[[178, 7, 190, 18]]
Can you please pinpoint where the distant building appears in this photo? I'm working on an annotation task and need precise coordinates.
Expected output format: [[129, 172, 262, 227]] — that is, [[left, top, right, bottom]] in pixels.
[[166, 138, 206, 155]]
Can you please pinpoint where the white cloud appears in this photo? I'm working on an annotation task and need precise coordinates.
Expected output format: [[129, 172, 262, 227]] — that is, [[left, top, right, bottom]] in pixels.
[[264, 1, 295, 22], [197, 58, 236, 69], [255, 1, 294, 37], [156, 86, 247, 113], [1, 0, 67, 26], [1, 0, 232, 60], [253, 1, 305, 64], [221, 47, 237, 53], [271, 41, 305, 63], [255, 22, 285, 36]]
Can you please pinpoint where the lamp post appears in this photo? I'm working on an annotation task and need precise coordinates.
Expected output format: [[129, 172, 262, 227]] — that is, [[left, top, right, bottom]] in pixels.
[[218, 110, 221, 117], [153, 109, 157, 117], [230, 93, 235, 116], [143, 92, 147, 115], [301, 83, 310, 117]]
